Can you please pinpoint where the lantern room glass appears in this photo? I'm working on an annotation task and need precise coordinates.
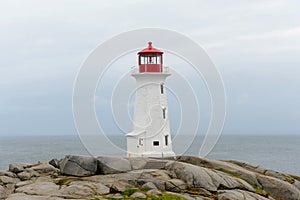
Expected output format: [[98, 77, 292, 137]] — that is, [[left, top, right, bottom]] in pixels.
[[139, 55, 161, 65]]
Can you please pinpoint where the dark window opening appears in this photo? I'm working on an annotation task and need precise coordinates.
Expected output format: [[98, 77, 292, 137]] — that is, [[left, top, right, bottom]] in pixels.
[[140, 56, 159, 64], [165, 135, 168, 146], [162, 108, 166, 119], [153, 141, 159, 146], [160, 83, 164, 94]]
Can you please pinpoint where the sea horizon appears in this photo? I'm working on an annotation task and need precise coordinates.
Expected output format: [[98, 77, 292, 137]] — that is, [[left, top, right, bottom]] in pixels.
[[1, 134, 299, 176]]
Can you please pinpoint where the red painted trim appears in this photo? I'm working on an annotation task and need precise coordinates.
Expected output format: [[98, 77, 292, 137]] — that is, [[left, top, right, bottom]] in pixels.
[[139, 64, 162, 73]]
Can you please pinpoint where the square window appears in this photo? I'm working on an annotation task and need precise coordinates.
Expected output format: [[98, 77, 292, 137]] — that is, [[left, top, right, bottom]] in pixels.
[[153, 141, 159, 146]]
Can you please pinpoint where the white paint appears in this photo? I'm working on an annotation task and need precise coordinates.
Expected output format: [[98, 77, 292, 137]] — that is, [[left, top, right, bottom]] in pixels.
[[127, 70, 175, 158]]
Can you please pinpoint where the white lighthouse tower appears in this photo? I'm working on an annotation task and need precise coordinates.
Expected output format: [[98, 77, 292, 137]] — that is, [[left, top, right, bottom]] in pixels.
[[127, 42, 175, 158]]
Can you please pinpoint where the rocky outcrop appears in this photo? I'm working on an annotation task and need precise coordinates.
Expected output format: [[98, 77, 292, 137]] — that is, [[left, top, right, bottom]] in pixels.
[[15, 181, 60, 196], [49, 158, 60, 169], [97, 156, 132, 174], [0, 161, 62, 199], [165, 178, 187, 192], [6, 193, 66, 200], [218, 189, 270, 200], [59, 181, 110, 198], [130, 191, 147, 198], [257, 174, 300, 200], [176, 156, 260, 187], [16, 164, 51, 181], [0, 185, 12, 199], [128, 157, 149, 170], [165, 161, 255, 192], [141, 182, 157, 190], [9, 164, 24, 174], [176, 156, 300, 200], [59, 155, 97, 176], [0, 170, 17, 178], [1, 155, 299, 200]]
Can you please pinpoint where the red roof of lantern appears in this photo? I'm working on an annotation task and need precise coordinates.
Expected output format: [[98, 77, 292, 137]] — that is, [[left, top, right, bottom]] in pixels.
[[138, 42, 163, 55]]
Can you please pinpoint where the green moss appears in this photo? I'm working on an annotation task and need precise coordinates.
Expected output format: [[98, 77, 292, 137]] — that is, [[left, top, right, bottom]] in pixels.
[[64, 196, 80, 199], [290, 175, 300, 182], [98, 189, 187, 200], [255, 187, 268, 197], [148, 193, 186, 200], [284, 175, 295, 184], [90, 198, 100, 200], [121, 188, 139, 197], [186, 188, 209, 197], [211, 193, 218, 200], [215, 168, 241, 178]]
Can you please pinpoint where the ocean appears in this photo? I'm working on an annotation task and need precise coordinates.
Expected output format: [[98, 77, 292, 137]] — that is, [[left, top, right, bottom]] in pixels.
[[0, 134, 299, 176]]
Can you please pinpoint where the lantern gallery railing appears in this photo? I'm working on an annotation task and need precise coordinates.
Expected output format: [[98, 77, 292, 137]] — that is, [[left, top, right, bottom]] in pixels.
[[131, 66, 170, 74]]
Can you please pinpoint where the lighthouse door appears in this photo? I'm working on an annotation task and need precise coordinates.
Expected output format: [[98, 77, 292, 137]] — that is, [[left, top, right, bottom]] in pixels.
[[138, 138, 144, 146], [137, 137, 145, 154]]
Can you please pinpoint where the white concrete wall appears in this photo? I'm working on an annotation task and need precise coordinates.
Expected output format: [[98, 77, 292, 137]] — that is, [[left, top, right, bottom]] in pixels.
[[127, 72, 175, 158]]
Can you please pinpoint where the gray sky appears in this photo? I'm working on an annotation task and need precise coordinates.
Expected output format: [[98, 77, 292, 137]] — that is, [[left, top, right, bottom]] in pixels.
[[0, 0, 299, 136]]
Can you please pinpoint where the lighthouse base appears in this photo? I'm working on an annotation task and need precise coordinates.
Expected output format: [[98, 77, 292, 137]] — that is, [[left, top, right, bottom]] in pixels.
[[126, 132, 176, 159], [127, 151, 175, 158]]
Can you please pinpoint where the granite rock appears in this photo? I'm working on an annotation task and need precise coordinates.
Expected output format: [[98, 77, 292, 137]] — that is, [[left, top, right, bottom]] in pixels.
[[59, 155, 97, 176], [97, 156, 132, 174]]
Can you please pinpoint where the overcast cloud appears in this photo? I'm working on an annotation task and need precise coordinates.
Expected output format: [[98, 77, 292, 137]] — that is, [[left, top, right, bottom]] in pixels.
[[0, 0, 299, 136]]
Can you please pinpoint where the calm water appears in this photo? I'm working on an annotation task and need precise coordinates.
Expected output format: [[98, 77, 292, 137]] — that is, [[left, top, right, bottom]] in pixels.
[[0, 135, 299, 175]]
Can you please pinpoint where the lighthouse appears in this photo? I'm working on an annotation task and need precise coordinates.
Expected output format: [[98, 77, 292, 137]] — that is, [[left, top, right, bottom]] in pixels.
[[126, 42, 175, 158]]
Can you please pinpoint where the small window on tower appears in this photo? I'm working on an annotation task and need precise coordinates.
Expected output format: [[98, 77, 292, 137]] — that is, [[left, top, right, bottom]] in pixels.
[[153, 141, 159, 146], [165, 135, 168, 146], [162, 108, 166, 119], [160, 83, 164, 94]]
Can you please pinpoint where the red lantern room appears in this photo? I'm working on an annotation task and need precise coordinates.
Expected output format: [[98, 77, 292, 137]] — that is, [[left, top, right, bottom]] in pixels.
[[138, 42, 163, 73]]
